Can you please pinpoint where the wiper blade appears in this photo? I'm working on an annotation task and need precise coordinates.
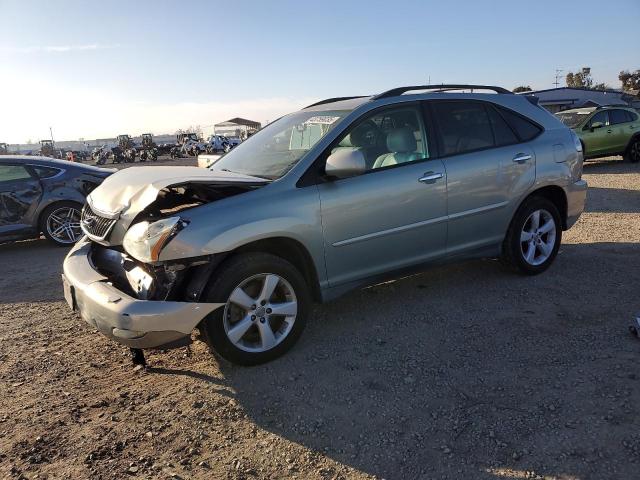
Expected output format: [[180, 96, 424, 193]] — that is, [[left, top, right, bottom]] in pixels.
[[219, 168, 272, 181]]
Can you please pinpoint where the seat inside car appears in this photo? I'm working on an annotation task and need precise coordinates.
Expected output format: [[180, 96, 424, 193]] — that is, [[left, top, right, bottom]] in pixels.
[[332, 120, 385, 169], [372, 127, 423, 169]]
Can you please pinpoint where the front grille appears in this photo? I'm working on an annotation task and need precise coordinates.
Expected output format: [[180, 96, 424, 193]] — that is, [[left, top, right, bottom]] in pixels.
[[81, 204, 117, 240]]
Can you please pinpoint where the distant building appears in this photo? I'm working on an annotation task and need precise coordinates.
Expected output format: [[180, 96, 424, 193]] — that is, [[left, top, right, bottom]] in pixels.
[[214, 118, 261, 139], [525, 87, 635, 113]]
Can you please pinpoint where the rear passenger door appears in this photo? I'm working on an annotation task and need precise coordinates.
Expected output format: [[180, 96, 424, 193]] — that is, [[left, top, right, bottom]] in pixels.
[[608, 109, 634, 152], [428, 100, 538, 255]]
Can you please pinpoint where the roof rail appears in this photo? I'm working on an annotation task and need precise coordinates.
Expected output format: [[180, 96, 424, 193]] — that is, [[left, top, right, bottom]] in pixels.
[[303, 96, 368, 109], [372, 84, 512, 100], [595, 104, 630, 109]]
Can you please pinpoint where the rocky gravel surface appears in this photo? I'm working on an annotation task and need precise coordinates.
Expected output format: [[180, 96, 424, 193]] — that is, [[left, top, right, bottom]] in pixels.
[[1, 157, 639, 480]]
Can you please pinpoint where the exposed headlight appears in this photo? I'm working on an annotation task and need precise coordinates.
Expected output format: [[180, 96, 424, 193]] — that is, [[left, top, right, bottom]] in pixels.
[[123, 216, 183, 263]]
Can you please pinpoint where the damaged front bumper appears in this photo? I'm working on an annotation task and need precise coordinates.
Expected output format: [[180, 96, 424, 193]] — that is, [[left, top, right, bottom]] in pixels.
[[62, 239, 223, 349]]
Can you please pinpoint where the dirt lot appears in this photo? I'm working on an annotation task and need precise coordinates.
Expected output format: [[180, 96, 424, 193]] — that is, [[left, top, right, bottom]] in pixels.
[[1, 157, 639, 480]]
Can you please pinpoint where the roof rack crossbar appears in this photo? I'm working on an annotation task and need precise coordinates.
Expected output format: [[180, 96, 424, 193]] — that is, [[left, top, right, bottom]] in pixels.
[[372, 84, 512, 100], [303, 96, 368, 109]]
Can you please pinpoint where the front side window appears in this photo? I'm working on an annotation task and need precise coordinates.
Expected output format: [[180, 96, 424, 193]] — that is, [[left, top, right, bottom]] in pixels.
[[0, 165, 32, 183], [212, 110, 350, 179], [331, 105, 428, 171], [433, 101, 494, 156], [587, 111, 609, 128]]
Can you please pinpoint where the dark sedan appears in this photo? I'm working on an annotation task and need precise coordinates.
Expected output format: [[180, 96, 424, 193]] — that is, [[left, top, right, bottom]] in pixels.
[[0, 156, 114, 246]]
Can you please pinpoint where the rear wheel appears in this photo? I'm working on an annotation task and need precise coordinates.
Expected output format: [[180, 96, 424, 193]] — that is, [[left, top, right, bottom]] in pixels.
[[624, 137, 640, 163], [199, 253, 310, 365], [502, 197, 562, 275], [40, 201, 83, 246]]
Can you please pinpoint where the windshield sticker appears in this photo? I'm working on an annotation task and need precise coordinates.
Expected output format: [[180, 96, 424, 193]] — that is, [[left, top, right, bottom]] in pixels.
[[305, 116, 340, 125]]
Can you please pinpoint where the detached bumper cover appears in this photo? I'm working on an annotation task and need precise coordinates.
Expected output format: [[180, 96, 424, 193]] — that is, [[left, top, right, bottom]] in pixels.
[[62, 239, 223, 348], [565, 179, 588, 229]]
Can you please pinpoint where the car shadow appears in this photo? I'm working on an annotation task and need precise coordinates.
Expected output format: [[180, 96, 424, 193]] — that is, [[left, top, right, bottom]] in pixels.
[[583, 157, 636, 174], [145, 241, 640, 479], [0, 238, 70, 304], [585, 186, 640, 213]]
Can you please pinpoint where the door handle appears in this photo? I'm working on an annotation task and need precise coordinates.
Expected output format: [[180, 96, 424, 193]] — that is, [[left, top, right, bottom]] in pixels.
[[606, 129, 612, 134], [418, 172, 443, 184], [512, 153, 532, 164]]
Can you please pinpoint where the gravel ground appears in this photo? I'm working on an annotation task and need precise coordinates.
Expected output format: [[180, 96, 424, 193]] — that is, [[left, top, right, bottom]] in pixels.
[[1, 157, 639, 480]]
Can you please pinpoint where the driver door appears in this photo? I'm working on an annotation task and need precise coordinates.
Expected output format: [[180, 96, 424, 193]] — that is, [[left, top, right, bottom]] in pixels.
[[581, 110, 611, 156], [317, 104, 447, 287], [0, 164, 43, 236]]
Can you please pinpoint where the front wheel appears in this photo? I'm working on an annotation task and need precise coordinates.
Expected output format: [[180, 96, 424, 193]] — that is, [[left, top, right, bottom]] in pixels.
[[199, 253, 310, 365], [502, 197, 562, 275]]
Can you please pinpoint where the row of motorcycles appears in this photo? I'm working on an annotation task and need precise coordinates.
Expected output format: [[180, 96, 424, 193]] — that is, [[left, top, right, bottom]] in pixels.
[[92, 146, 159, 165]]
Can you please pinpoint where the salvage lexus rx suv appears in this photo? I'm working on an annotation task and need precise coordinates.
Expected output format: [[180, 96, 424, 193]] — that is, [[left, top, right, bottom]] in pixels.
[[62, 85, 587, 365]]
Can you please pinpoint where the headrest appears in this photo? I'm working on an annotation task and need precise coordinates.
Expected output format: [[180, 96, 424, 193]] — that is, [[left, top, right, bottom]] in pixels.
[[386, 128, 417, 153], [338, 121, 376, 148]]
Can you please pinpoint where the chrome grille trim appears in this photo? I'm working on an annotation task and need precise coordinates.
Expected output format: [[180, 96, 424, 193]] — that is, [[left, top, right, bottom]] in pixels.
[[80, 204, 117, 241]]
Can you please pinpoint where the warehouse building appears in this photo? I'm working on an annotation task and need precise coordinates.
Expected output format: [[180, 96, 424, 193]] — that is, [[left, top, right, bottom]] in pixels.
[[214, 118, 261, 140]]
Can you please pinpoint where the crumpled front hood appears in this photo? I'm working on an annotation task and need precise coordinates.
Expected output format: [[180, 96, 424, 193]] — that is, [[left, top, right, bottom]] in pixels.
[[87, 166, 267, 215]]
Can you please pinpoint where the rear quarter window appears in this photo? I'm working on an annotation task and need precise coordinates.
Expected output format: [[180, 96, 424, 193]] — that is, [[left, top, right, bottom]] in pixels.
[[33, 166, 62, 178], [495, 106, 542, 141]]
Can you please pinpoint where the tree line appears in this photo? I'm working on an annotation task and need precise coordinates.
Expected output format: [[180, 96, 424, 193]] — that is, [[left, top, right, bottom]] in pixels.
[[512, 68, 640, 94]]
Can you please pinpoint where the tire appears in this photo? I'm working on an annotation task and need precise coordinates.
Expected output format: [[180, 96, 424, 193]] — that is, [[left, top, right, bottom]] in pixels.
[[40, 201, 83, 246], [501, 196, 562, 275], [624, 137, 640, 163], [199, 253, 310, 366]]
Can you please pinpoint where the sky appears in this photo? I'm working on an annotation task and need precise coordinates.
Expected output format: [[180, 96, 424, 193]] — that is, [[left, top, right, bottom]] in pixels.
[[0, 0, 638, 144]]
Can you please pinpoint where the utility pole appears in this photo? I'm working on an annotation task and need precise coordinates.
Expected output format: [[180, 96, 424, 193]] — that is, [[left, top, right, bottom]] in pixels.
[[49, 127, 55, 147], [554, 69, 563, 88]]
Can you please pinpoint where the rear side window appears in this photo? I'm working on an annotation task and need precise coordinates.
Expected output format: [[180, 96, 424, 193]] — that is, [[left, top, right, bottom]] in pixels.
[[487, 106, 519, 146], [628, 111, 639, 122], [33, 166, 62, 178], [432, 101, 494, 156], [495, 106, 542, 141], [609, 109, 630, 125]]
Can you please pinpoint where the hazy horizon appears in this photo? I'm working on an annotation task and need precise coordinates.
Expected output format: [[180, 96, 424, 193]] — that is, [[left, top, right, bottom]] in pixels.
[[1, 0, 638, 144]]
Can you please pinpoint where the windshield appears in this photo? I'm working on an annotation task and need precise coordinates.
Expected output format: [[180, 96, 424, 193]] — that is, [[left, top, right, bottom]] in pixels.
[[211, 110, 350, 179], [555, 111, 590, 128]]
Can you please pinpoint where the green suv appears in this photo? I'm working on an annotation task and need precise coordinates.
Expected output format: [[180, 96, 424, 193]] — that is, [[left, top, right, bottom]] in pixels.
[[555, 106, 640, 162]]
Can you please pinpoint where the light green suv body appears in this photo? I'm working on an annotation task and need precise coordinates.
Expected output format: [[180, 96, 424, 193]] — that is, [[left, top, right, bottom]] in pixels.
[[556, 106, 640, 162]]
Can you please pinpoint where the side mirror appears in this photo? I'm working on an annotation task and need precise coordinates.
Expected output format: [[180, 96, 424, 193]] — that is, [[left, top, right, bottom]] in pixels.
[[325, 149, 366, 179], [590, 121, 604, 131]]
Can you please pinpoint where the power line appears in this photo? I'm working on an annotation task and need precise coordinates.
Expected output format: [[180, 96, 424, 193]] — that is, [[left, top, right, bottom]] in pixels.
[[554, 68, 563, 88]]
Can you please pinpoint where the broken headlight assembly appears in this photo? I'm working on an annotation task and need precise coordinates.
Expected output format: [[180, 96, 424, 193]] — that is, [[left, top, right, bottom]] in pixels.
[[122, 216, 186, 263]]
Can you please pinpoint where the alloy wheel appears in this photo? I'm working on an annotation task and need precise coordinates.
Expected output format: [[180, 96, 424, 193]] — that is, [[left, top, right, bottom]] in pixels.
[[223, 273, 298, 353], [46, 207, 82, 244], [520, 209, 556, 266]]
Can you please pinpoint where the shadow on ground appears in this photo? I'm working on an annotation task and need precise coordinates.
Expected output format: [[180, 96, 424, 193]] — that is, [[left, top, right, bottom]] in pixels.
[[143, 241, 640, 479]]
